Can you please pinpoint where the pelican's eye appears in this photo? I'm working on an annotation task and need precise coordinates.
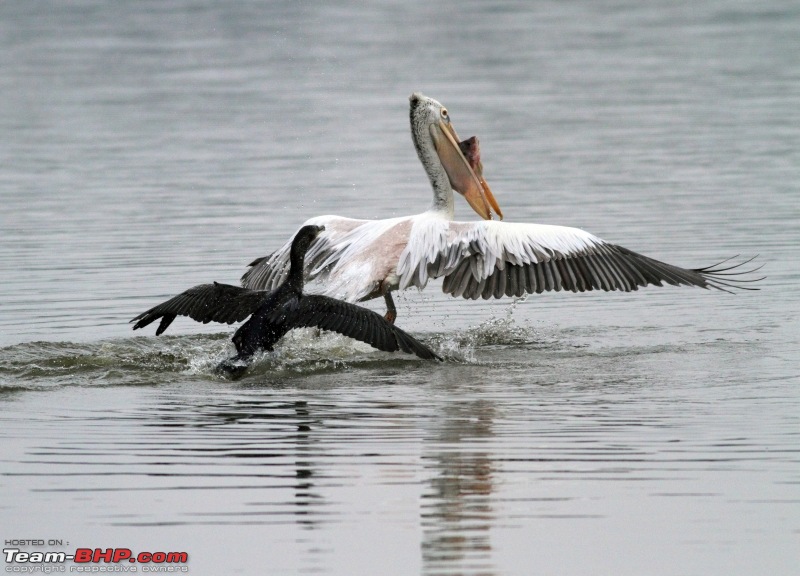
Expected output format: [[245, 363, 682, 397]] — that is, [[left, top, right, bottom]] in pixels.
[[440, 108, 448, 120]]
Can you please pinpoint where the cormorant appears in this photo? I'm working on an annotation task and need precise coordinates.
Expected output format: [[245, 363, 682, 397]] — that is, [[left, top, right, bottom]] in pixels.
[[131, 225, 440, 376]]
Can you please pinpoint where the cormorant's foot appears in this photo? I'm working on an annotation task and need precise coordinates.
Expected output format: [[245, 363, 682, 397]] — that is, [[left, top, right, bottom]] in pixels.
[[215, 357, 250, 379], [383, 310, 397, 325]]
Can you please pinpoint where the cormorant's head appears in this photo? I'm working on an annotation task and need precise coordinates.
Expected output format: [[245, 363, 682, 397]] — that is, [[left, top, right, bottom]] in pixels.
[[291, 224, 325, 260], [297, 224, 325, 239]]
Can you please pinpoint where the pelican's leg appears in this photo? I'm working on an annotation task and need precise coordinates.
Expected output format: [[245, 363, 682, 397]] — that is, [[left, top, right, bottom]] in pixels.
[[383, 292, 397, 325]]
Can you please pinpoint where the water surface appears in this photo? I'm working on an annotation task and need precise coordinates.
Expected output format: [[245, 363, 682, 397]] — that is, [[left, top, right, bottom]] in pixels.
[[1, 1, 798, 574]]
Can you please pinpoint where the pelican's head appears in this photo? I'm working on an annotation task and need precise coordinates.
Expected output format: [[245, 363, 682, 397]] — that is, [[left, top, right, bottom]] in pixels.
[[409, 92, 503, 220]]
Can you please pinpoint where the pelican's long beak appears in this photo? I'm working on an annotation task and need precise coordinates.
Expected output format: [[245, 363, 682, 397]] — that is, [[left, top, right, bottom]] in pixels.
[[430, 120, 503, 220]]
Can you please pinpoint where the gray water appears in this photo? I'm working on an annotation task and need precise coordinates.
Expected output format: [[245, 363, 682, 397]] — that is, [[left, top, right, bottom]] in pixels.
[[1, 1, 799, 574]]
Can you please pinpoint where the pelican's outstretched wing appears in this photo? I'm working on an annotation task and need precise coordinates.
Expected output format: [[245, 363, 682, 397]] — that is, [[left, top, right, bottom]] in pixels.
[[241, 215, 370, 291], [243, 214, 416, 303], [131, 282, 267, 335], [278, 295, 440, 361], [396, 219, 762, 299]]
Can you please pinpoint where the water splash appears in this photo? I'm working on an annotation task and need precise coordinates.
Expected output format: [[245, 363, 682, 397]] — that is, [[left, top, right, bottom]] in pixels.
[[0, 336, 228, 389], [0, 328, 443, 389], [430, 297, 539, 362], [0, 299, 546, 389]]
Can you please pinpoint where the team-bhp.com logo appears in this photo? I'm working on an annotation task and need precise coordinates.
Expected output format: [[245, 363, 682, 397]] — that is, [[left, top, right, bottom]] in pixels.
[[4, 547, 189, 572]]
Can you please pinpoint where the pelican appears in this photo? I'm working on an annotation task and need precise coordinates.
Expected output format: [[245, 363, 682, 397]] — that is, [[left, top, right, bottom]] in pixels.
[[242, 93, 759, 322], [132, 225, 441, 376]]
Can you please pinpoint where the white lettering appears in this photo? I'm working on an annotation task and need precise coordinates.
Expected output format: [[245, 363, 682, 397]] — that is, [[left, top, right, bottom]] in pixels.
[[67, 568, 138, 574], [4, 549, 20, 562], [44, 553, 66, 563], [4, 567, 66, 574]]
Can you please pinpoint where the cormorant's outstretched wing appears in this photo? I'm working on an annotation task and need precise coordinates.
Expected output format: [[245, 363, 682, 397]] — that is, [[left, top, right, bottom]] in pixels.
[[131, 282, 269, 335], [281, 295, 441, 361]]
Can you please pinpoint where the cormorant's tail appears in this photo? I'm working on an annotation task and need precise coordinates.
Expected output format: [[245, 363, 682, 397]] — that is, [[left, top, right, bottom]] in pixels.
[[214, 356, 251, 379]]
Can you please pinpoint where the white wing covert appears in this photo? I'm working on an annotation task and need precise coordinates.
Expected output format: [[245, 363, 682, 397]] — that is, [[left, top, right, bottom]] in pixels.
[[241, 215, 368, 291], [397, 219, 753, 299]]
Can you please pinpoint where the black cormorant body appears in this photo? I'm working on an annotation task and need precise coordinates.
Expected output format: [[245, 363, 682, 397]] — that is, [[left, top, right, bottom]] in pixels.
[[132, 225, 440, 375]]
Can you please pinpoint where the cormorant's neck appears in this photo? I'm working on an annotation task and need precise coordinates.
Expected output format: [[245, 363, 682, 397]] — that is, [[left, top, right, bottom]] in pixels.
[[287, 243, 307, 295]]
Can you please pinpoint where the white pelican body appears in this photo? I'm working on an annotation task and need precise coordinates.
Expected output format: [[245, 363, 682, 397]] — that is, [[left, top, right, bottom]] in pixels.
[[243, 93, 756, 318]]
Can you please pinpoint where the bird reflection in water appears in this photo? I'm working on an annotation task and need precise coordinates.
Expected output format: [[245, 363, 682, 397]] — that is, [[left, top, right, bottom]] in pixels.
[[141, 396, 328, 529], [421, 399, 497, 574], [290, 401, 321, 528]]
